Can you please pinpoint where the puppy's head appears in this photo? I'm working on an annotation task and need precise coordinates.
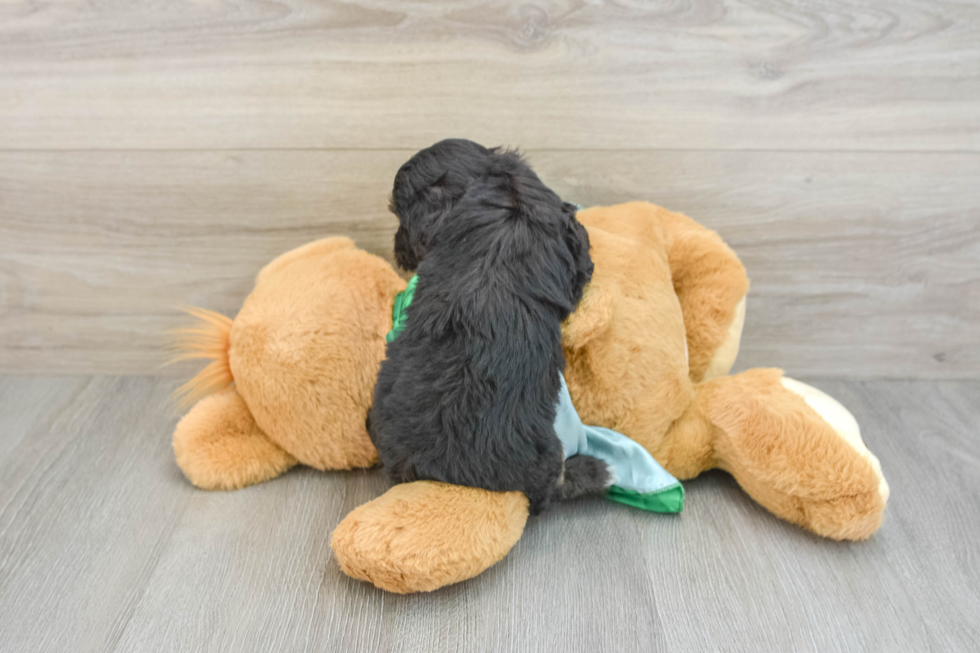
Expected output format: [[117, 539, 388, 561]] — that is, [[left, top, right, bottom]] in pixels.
[[390, 139, 593, 312], [390, 139, 495, 271]]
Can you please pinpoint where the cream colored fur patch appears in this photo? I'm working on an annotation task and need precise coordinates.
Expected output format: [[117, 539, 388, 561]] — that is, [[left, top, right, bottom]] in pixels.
[[702, 297, 746, 381], [781, 377, 889, 504]]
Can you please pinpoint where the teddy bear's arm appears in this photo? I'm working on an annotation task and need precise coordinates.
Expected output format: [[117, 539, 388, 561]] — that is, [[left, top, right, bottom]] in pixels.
[[659, 210, 749, 383], [173, 388, 297, 490]]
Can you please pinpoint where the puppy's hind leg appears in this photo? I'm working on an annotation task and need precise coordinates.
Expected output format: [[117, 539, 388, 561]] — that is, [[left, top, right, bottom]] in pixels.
[[559, 455, 614, 501]]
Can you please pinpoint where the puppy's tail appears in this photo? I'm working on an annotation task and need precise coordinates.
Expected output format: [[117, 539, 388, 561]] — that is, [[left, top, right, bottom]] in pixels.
[[559, 455, 615, 501], [167, 307, 235, 408]]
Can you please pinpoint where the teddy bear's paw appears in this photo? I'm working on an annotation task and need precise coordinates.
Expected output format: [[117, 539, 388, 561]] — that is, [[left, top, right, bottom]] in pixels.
[[173, 388, 297, 490], [780, 377, 889, 507], [331, 481, 529, 593]]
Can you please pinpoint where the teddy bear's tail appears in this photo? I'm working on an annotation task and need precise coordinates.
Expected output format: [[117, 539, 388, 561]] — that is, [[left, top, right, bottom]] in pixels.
[[168, 307, 235, 408]]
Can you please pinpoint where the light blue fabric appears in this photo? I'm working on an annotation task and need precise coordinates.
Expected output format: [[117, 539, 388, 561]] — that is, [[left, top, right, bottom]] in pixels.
[[555, 374, 683, 512]]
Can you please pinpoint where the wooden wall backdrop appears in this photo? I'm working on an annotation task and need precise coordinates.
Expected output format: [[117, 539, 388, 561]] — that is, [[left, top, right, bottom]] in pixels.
[[1, 0, 978, 377]]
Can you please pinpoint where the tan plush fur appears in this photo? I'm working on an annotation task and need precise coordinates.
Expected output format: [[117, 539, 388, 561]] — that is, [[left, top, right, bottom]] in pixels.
[[664, 370, 884, 540], [659, 207, 751, 383], [173, 388, 297, 490], [172, 203, 888, 593], [229, 237, 404, 470], [331, 482, 529, 593], [563, 206, 693, 458], [172, 237, 405, 479], [566, 203, 884, 541], [702, 297, 746, 382]]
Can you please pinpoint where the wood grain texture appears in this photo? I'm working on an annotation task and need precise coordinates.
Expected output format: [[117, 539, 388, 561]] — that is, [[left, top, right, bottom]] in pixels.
[[2, 149, 978, 377], [1, 375, 978, 652], [1, 0, 979, 151]]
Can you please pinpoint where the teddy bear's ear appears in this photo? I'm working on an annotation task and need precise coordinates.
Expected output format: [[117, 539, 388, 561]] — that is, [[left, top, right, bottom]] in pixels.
[[561, 280, 619, 350]]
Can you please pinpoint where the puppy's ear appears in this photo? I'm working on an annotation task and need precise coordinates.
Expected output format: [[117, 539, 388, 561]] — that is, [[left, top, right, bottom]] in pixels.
[[392, 181, 456, 272], [562, 203, 594, 306], [393, 223, 423, 271], [392, 166, 469, 271]]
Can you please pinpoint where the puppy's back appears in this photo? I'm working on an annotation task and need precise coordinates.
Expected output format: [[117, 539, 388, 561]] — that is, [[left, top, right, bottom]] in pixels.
[[371, 146, 593, 514]]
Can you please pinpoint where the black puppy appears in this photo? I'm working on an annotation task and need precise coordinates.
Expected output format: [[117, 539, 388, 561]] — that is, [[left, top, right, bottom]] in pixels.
[[368, 139, 611, 514]]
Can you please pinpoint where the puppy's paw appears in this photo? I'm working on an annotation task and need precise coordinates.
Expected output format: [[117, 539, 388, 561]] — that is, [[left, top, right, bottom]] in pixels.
[[560, 455, 614, 500]]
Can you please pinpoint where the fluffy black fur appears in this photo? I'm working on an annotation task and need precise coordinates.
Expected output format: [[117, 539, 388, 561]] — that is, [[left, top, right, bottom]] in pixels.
[[369, 139, 611, 514]]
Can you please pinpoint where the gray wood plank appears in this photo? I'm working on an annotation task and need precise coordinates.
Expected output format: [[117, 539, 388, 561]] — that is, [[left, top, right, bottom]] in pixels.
[[1, 376, 978, 652], [640, 378, 980, 653], [1, 0, 978, 151], [2, 150, 977, 377], [0, 376, 87, 463], [0, 377, 194, 653]]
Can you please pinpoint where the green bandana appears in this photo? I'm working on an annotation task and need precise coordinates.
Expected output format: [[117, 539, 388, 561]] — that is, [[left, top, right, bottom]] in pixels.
[[387, 275, 419, 343]]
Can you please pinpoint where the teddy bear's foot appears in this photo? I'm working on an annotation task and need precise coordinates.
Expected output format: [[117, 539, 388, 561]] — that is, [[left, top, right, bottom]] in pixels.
[[700, 369, 888, 541], [780, 377, 889, 505], [770, 377, 889, 541], [173, 388, 297, 490], [331, 481, 529, 593]]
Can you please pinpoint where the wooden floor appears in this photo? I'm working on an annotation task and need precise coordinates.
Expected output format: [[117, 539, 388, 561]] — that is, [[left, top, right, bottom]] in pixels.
[[1, 375, 978, 652]]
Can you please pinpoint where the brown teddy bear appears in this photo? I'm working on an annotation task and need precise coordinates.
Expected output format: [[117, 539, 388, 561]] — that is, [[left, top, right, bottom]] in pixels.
[[172, 202, 888, 593]]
